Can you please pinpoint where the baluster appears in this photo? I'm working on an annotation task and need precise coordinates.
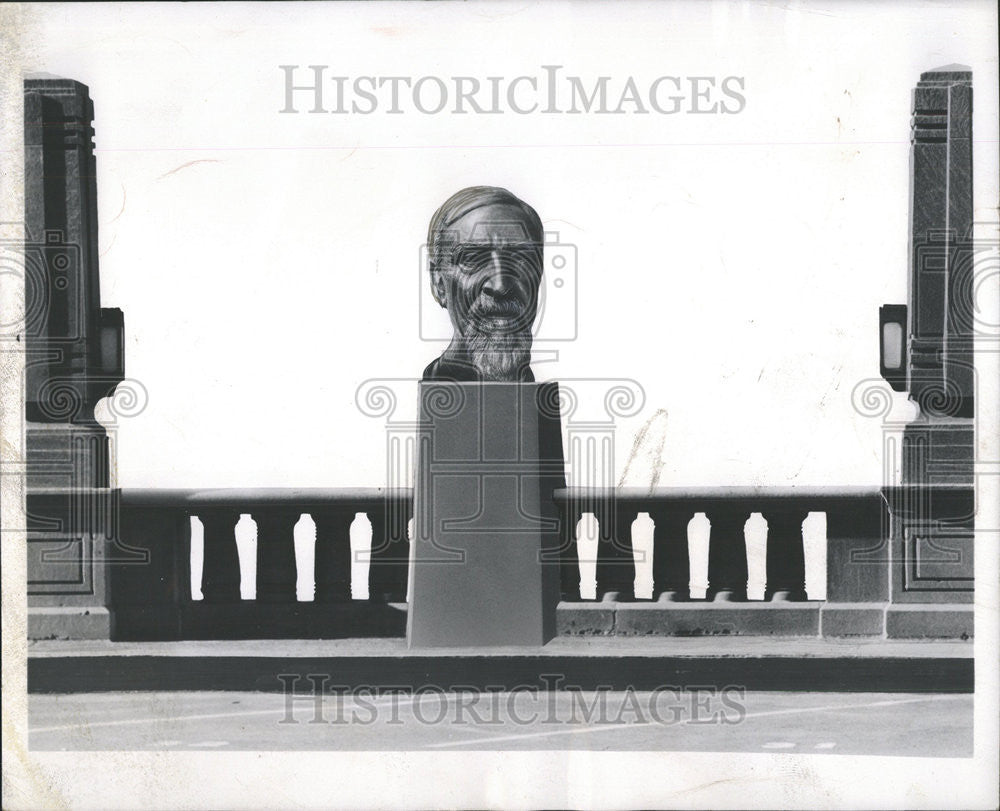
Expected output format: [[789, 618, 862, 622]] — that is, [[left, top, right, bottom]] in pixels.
[[576, 512, 600, 600], [596, 501, 636, 600], [312, 510, 354, 602], [199, 510, 241, 603], [687, 512, 711, 599], [652, 508, 692, 600], [367, 501, 409, 602], [559, 502, 583, 601], [744, 513, 769, 600], [706, 506, 749, 601], [253, 509, 299, 603], [762, 506, 809, 601], [631, 512, 655, 599], [801, 511, 828, 601]]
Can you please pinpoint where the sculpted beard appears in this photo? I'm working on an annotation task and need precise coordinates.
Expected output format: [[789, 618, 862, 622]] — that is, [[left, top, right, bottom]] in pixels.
[[463, 296, 532, 381]]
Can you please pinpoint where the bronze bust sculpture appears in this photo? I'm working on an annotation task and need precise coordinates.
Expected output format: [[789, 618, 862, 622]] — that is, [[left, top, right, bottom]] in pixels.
[[423, 186, 543, 382]]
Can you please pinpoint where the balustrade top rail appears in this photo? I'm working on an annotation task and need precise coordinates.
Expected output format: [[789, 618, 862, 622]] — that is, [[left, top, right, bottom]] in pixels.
[[554, 486, 885, 507], [119, 488, 413, 510], [117, 485, 971, 505], [119, 485, 893, 507]]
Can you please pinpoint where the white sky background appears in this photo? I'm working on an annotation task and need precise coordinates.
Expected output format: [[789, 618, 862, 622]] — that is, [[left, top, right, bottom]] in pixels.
[[18, 1, 1000, 489]]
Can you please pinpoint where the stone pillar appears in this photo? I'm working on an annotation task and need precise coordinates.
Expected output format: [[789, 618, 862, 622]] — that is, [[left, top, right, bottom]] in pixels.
[[407, 382, 565, 647], [23, 77, 124, 639], [905, 67, 975, 422], [880, 67, 975, 625]]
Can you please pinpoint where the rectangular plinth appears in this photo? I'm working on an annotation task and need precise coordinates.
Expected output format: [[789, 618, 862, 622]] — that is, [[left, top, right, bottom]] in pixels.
[[886, 605, 973, 639], [408, 382, 564, 647], [28, 606, 111, 640], [885, 482, 975, 603], [820, 604, 887, 637]]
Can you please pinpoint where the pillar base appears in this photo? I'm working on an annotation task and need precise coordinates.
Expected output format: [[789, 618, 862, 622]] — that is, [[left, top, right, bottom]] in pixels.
[[408, 382, 564, 648], [28, 606, 111, 640]]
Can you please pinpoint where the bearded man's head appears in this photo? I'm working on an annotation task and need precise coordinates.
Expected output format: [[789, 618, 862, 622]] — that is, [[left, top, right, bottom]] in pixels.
[[427, 186, 543, 381]]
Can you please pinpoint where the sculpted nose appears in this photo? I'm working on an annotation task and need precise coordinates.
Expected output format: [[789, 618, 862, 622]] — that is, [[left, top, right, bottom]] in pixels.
[[482, 250, 512, 298]]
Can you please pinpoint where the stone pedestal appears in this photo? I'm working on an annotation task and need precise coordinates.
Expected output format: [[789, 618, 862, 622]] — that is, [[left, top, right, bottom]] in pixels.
[[26, 424, 117, 639], [880, 67, 975, 624], [407, 382, 565, 648], [23, 77, 125, 639]]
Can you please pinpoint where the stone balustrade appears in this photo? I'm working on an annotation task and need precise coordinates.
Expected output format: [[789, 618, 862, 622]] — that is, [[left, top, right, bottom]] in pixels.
[[111, 488, 411, 640], [553, 486, 887, 603], [108, 483, 971, 640]]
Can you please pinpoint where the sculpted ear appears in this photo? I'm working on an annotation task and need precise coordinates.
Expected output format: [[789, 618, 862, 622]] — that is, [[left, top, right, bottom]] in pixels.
[[430, 265, 448, 308]]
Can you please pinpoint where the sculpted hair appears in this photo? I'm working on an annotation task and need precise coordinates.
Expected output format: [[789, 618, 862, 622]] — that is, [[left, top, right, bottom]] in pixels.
[[426, 186, 542, 275]]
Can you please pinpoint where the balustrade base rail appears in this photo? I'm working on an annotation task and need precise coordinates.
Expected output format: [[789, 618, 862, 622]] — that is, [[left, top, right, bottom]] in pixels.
[[113, 601, 407, 641], [557, 601, 973, 639], [110, 601, 972, 642]]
